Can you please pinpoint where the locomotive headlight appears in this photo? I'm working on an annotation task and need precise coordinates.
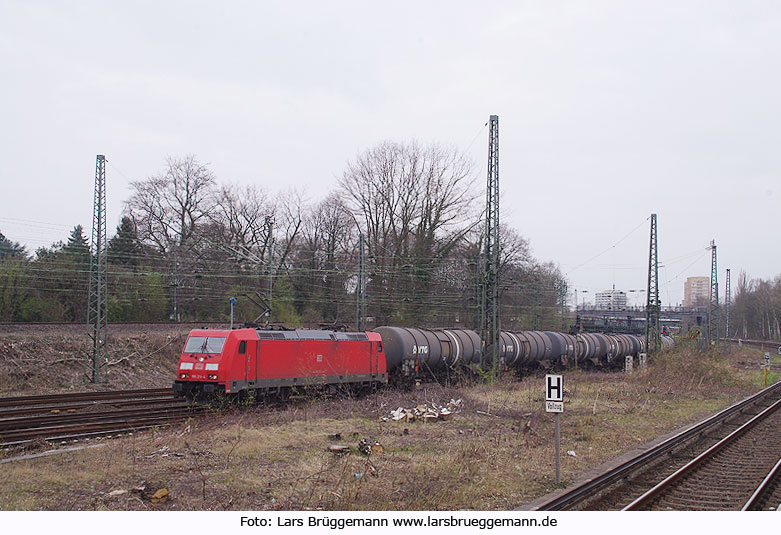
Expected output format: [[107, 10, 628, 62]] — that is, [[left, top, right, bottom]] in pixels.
[[180, 373, 189, 379], [208, 374, 217, 380]]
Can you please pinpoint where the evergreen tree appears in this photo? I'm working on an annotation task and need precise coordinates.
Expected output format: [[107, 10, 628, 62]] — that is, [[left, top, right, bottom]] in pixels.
[[64, 225, 90, 261], [0, 230, 27, 259], [108, 216, 143, 269]]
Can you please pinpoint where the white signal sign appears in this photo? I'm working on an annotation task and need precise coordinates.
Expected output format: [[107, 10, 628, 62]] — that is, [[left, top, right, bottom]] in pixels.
[[545, 374, 563, 402], [546, 401, 563, 413]]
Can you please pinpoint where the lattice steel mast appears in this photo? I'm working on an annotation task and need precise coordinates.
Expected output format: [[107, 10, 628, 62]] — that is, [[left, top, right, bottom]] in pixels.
[[266, 217, 274, 323], [645, 214, 661, 353], [480, 115, 501, 370], [86, 155, 108, 382], [356, 232, 367, 331], [708, 240, 719, 346], [557, 280, 568, 332], [724, 268, 731, 339]]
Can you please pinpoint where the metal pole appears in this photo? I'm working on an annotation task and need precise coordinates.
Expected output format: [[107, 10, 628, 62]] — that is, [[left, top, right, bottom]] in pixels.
[[555, 413, 561, 485], [267, 220, 273, 324], [356, 232, 365, 331], [86, 154, 108, 383], [646, 214, 660, 353], [708, 240, 719, 346], [725, 268, 731, 339], [480, 115, 500, 372]]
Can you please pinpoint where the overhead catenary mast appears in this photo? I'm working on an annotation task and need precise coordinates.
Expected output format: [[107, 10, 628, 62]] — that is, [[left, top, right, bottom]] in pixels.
[[645, 214, 661, 352], [724, 268, 731, 339], [85, 155, 108, 383], [480, 115, 501, 371], [557, 280, 568, 333], [708, 240, 719, 346], [356, 231, 367, 331]]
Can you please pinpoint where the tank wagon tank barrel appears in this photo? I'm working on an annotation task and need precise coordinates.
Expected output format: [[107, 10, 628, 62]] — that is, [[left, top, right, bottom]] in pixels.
[[375, 326, 671, 377], [374, 327, 482, 375]]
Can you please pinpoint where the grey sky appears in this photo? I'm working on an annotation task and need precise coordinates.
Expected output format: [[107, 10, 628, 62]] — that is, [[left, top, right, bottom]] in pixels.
[[1, 1, 779, 307]]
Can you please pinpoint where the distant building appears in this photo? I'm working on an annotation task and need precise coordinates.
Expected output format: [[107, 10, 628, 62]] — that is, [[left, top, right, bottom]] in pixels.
[[595, 289, 627, 309], [683, 276, 709, 308]]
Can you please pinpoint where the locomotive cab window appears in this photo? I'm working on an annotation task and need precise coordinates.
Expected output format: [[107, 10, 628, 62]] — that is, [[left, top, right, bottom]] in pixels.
[[238, 341, 246, 354], [377, 341, 383, 353], [184, 336, 226, 354]]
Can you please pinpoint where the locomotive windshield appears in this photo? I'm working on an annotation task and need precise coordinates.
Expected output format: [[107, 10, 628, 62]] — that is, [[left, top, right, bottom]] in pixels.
[[184, 336, 226, 354]]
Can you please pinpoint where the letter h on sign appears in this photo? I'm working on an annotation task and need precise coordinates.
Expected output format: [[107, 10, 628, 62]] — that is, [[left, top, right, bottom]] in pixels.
[[546, 374, 563, 402]]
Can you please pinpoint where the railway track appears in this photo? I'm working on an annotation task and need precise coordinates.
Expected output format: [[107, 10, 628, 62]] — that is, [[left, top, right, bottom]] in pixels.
[[624, 396, 781, 510], [0, 388, 203, 448], [723, 337, 781, 354], [533, 381, 781, 511], [0, 387, 172, 408], [743, 458, 781, 511]]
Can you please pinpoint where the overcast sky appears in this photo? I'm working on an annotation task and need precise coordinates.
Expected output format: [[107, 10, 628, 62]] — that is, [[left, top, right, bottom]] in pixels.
[[1, 1, 779, 307]]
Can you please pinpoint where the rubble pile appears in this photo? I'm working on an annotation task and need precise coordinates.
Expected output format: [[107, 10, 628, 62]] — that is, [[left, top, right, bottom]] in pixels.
[[357, 438, 384, 455], [381, 398, 463, 423]]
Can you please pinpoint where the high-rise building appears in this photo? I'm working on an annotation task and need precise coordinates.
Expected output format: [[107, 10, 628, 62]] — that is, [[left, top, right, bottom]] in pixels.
[[684, 276, 709, 308], [595, 289, 627, 309]]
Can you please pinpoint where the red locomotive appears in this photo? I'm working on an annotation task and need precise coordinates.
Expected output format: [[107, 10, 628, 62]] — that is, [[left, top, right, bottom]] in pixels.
[[173, 325, 672, 399], [173, 328, 387, 399]]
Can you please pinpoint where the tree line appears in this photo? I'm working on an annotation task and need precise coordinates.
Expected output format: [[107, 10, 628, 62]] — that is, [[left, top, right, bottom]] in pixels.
[[731, 271, 781, 340], [0, 142, 567, 330]]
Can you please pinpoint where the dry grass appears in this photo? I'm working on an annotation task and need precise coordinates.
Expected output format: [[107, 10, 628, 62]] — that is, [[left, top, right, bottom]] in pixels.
[[0, 339, 775, 511]]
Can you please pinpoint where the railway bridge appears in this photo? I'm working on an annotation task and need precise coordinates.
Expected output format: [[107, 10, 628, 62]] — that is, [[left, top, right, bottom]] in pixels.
[[575, 306, 709, 335]]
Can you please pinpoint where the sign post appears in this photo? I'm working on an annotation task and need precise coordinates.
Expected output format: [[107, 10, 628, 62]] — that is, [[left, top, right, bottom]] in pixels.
[[765, 352, 770, 387], [545, 374, 564, 485]]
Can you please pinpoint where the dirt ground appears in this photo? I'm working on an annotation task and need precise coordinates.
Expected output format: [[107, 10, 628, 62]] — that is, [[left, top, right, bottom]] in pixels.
[[0, 326, 778, 511]]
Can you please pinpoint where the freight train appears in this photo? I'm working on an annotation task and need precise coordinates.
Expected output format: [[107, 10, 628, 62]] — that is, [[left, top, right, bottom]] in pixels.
[[172, 326, 673, 400]]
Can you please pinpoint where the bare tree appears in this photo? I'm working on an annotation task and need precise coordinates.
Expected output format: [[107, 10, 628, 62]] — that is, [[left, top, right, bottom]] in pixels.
[[291, 193, 354, 323], [126, 155, 216, 253], [273, 188, 305, 271], [208, 183, 275, 264], [339, 141, 477, 325]]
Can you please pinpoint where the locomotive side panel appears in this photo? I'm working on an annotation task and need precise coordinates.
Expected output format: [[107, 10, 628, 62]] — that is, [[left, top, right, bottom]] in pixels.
[[175, 329, 387, 398]]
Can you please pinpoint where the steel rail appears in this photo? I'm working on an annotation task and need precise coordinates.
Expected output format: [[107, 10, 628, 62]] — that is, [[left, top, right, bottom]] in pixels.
[[723, 338, 781, 352], [1, 423, 177, 447], [533, 380, 781, 511], [0, 405, 194, 432], [623, 397, 781, 510], [0, 427, 159, 449], [742, 457, 781, 511], [0, 408, 205, 443], [0, 388, 172, 407], [0, 396, 185, 418]]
